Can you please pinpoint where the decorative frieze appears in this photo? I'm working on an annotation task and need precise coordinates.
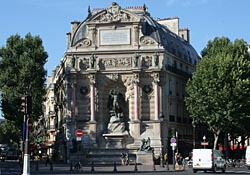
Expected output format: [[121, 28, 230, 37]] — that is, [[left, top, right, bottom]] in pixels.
[[107, 73, 119, 81], [99, 57, 132, 69]]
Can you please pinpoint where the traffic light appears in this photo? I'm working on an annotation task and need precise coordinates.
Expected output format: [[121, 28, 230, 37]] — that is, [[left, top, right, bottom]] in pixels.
[[26, 96, 32, 115], [21, 95, 32, 114], [21, 96, 26, 113]]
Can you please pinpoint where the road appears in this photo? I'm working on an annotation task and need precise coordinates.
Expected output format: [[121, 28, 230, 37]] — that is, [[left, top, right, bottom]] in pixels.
[[1, 162, 250, 175]]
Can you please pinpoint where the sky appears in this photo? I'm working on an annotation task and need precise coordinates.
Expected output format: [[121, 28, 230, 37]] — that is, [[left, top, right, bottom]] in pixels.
[[0, 0, 250, 117]]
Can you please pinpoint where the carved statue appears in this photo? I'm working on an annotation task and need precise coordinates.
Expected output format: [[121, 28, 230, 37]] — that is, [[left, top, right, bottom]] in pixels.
[[108, 90, 123, 120], [107, 89, 127, 134], [71, 56, 76, 69], [139, 137, 153, 152], [133, 52, 139, 67], [89, 54, 95, 69], [153, 52, 159, 67]]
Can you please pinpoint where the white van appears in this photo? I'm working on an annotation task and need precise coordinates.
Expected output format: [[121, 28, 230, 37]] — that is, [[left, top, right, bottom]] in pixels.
[[192, 149, 226, 173], [245, 146, 250, 169]]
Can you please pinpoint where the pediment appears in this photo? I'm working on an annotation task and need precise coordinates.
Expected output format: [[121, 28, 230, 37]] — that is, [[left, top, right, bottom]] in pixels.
[[140, 36, 157, 45], [89, 3, 140, 23]]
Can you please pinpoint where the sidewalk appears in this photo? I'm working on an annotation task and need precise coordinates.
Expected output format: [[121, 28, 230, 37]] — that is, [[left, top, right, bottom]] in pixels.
[[30, 162, 187, 174]]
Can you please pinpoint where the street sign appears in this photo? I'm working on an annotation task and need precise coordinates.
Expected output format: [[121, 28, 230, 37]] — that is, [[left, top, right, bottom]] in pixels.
[[76, 137, 81, 141], [75, 129, 83, 137], [170, 143, 177, 147], [37, 137, 43, 143], [201, 142, 209, 146], [170, 138, 176, 143]]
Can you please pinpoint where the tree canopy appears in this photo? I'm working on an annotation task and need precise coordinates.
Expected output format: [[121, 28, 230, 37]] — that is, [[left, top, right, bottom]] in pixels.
[[0, 33, 48, 128], [185, 37, 250, 149]]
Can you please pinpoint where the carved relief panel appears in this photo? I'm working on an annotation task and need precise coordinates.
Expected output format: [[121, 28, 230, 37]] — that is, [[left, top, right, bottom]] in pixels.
[[99, 57, 132, 70]]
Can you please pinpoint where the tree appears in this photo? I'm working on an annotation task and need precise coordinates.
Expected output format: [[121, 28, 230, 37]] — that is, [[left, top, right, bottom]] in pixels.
[[185, 37, 250, 149], [0, 120, 20, 145], [0, 33, 48, 129]]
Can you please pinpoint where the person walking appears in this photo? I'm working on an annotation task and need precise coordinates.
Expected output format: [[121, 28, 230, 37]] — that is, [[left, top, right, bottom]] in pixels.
[[45, 154, 50, 166]]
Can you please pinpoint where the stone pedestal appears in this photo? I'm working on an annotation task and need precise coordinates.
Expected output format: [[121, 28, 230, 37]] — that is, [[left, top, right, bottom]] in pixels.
[[136, 151, 154, 165], [103, 133, 128, 148]]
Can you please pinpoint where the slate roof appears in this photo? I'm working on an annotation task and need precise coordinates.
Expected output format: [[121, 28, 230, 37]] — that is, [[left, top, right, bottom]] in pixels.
[[71, 4, 199, 64]]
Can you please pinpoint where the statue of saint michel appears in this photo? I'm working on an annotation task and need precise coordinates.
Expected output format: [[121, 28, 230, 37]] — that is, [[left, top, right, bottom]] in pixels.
[[106, 89, 128, 134]]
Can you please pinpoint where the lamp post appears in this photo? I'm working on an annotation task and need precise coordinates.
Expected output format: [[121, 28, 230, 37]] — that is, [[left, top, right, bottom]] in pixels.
[[203, 135, 206, 149], [22, 95, 32, 175], [192, 120, 196, 149]]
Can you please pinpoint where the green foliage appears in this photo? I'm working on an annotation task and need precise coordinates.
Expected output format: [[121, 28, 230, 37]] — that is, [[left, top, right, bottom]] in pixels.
[[0, 120, 21, 145], [185, 37, 250, 148], [0, 33, 48, 128]]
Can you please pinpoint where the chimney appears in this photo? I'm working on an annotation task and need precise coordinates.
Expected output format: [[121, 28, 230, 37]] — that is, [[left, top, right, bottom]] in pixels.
[[66, 32, 72, 49], [71, 21, 80, 34]]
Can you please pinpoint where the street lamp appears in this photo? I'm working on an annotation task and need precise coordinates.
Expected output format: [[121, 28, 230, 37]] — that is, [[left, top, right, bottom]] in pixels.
[[192, 120, 196, 149]]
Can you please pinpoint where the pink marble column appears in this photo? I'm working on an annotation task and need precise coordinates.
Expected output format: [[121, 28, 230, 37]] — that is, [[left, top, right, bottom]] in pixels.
[[153, 73, 160, 120], [154, 82, 159, 120], [71, 83, 76, 119], [90, 84, 95, 122], [134, 82, 139, 121], [89, 74, 96, 122]]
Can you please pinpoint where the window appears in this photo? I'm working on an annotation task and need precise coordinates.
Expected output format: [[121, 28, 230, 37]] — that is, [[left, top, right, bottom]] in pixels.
[[169, 79, 172, 95], [169, 115, 175, 122], [173, 60, 177, 68]]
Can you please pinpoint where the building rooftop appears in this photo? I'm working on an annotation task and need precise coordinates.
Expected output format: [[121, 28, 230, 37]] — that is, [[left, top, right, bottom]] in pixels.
[[71, 2, 199, 64]]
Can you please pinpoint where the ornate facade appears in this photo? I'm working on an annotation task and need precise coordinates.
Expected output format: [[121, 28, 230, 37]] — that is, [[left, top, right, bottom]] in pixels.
[[45, 3, 199, 162]]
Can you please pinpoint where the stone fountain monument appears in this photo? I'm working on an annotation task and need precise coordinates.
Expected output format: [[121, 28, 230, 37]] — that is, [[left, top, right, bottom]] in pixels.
[[136, 137, 154, 165], [103, 89, 129, 148]]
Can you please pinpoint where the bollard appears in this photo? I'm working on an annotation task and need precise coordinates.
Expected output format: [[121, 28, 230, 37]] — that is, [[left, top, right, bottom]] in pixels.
[[153, 161, 156, 171], [113, 161, 117, 172], [160, 154, 164, 167], [166, 161, 169, 170], [134, 161, 138, 172], [91, 161, 95, 172], [36, 161, 39, 171], [50, 162, 53, 172], [70, 162, 73, 171]]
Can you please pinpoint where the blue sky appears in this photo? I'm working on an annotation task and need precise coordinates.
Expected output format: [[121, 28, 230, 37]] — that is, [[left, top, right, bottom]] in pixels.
[[0, 0, 250, 117]]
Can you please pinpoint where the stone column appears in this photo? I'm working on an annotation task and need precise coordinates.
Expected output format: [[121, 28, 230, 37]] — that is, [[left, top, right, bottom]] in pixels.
[[153, 73, 160, 120]]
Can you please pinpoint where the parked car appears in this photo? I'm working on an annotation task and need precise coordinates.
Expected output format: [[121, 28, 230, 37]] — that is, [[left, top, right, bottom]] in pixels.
[[192, 149, 226, 173], [0, 150, 6, 162], [245, 146, 250, 170]]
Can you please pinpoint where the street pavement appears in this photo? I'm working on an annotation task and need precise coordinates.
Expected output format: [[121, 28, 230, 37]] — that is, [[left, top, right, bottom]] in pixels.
[[1, 161, 250, 175]]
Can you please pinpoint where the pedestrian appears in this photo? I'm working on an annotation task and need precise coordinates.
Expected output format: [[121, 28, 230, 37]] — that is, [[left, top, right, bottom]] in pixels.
[[125, 153, 129, 165], [176, 153, 183, 170], [164, 152, 168, 166], [45, 154, 50, 166], [120, 153, 125, 165], [74, 161, 81, 170]]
